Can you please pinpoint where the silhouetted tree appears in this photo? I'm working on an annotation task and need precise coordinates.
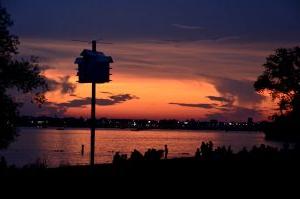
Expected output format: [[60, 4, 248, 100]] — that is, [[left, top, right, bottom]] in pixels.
[[0, 5, 48, 148], [254, 47, 300, 139], [255, 47, 300, 116]]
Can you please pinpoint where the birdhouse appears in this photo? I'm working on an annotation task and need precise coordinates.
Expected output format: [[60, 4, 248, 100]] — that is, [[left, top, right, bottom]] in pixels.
[[75, 49, 113, 83]]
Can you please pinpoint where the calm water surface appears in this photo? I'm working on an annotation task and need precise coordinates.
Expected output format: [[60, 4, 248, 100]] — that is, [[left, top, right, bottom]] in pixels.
[[0, 128, 285, 167]]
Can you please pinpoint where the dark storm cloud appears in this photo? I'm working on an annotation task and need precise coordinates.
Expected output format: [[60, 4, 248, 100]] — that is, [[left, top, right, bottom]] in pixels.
[[210, 77, 264, 105], [199, 74, 265, 105], [169, 89, 264, 121], [4, 0, 300, 42]]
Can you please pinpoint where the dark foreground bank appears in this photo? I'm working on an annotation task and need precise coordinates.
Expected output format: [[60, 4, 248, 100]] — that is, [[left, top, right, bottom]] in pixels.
[[1, 158, 300, 179]]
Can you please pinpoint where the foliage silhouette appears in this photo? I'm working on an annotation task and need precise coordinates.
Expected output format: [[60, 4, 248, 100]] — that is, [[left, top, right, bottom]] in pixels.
[[0, 5, 47, 148], [254, 47, 300, 140]]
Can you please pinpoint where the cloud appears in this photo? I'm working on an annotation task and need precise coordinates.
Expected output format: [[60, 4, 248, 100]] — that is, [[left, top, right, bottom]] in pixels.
[[169, 103, 216, 109], [169, 93, 264, 121], [59, 94, 139, 108], [169, 96, 235, 112], [214, 36, 241, 42], [206, 96, 234, 104], [148, 35, 241, 44], [199, 74, 265, 106], [169, 100, 264, 121], [172, 24, 205, 30], [46, 76, 76, 95], [59, 76, 76, 94], [110, 94, 139, 102], [169, 75, 265, 120], [100, 91, 114, 95], [39, 64, 54, 71], [18, 95, 67, 117], [8, 75, 77, 116], [212, 78, 264, 105], [19, 93, 139, 117]]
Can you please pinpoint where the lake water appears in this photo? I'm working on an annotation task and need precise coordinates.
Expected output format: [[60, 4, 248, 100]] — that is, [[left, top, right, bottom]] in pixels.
[[0, 128, 285, 168]]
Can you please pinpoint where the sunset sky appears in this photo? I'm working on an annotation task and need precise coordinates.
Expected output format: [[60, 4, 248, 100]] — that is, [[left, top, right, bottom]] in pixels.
[[4, 0, 300, 121]]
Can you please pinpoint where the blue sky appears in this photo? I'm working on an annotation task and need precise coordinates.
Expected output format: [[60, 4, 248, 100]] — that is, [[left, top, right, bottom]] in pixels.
[[4, 0, 300, 42]]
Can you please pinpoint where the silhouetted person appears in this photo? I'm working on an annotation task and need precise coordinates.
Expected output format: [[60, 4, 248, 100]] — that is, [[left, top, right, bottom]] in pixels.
[[130, 149, 144, 161], [113, 152, 121, 165], [195, 148, 201, 160], [208, 141, 213, 152], [283, 143, 290, 152], [81, 145, 85, 156], [164, 145, 169, 159], [0, 156, 7, 169], [144, 149, 164, 160]]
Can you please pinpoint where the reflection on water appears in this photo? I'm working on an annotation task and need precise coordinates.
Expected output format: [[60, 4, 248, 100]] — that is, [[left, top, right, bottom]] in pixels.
[[0, 128, 284, 167]]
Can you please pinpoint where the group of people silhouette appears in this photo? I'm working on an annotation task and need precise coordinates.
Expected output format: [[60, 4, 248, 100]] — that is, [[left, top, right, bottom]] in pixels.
[[113, 145, 169, 164], [112, 141, 300, 165]]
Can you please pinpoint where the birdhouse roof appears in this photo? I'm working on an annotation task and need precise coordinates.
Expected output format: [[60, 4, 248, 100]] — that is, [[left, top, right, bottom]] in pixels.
[[78, 49, 113, 63], [74, 57, 84, 64]]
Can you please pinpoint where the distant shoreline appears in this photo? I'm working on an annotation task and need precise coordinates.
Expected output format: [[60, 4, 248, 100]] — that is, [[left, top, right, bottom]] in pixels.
[[16, 126, 263, 133], [17, 116, 263, 132]]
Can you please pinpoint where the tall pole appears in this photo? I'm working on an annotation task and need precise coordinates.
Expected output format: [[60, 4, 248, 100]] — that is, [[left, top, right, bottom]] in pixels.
[[90, 40, 97, 166]]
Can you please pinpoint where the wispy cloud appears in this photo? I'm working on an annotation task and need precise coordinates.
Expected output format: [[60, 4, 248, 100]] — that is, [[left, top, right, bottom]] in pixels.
[[100, 91, 114, 95], [169, 103, 216, 109], [214, 36, 241, 42], [172, 23, 205, 30]]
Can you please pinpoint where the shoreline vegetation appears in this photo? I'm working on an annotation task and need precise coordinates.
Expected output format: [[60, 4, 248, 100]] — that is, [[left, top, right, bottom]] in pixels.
[[1, 142, 300, 178]]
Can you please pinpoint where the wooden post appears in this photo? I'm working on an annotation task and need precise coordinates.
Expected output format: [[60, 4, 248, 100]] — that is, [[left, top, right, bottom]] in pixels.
[[90, 40, 97, 166]]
